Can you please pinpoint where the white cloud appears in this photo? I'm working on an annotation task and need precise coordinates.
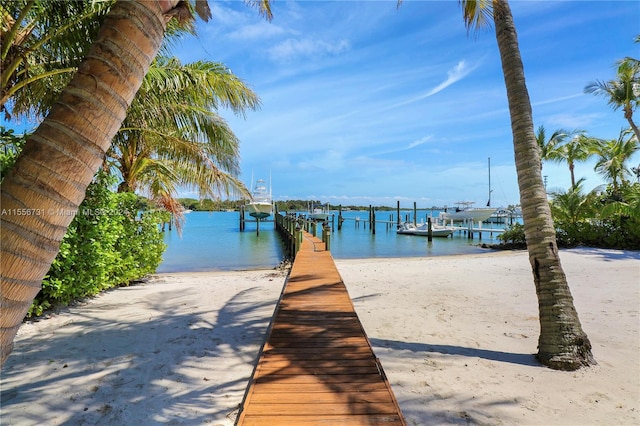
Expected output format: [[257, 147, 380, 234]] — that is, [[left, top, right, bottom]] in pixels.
[[532, 93, 584, 107], [407, 136, 432, 149], [425, 60, 475, 96], [367, 136, 434, 157], [391, 60, 478, 109], [268, 38, 351, 61], [545, 112, 603, 130], [228, 21, 286, 40]]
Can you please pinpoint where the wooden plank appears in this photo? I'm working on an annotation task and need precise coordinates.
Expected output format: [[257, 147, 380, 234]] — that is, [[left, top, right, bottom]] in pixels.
[[254, 364, 381, 376], [251, 381, 390, 394], [240, 402, 401, 416], [248, 390, 395, 404], [251, 373, 387, 386], [261, 353, 374, 363], [239, 415, 404, 425], [258, 357, 378, 367]]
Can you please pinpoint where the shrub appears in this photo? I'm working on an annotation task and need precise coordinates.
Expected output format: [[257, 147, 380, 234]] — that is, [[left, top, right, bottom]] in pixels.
[[496, 223, 527, 248], [30, 173, 166, 316]]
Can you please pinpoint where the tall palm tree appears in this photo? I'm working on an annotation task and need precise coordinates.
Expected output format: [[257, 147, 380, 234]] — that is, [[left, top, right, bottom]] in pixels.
[[536, 127, 601, 189], [591, 129, 639, 193], [110, 57, 260, 219], [535, 125, 568, 171], [0, 0, 273, 367], [558, 132, 599, 189], [459, 0, 594, 370], [585, 52, 640, 142]]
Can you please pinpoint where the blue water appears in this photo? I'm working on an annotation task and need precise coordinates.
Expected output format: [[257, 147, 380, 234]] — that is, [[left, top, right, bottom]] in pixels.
[[157, 211, 510, 273]]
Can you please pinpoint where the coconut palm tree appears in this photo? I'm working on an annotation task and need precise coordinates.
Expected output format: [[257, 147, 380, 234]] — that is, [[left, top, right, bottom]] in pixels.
[[0, 0, 273, 367], [599, 182, 640, 220], [109, 57, 260, 220], [632, 164, 640, 183], [585, 53, 640, 142], [536, 127, 601, 189], [558, 132, 600, 189], [591, 129, 639, 194], [0, 0, 111, 120], [549, 179, 598, 237], [459, 0, 594, 370], [535, 125, 568, 170], [1, 0, 198, 122]]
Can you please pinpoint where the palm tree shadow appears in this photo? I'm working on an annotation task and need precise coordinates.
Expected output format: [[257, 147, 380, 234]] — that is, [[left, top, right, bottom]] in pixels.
[[1, 283, 280, 425], [369, 338, 542, 367], [566, 247, 640, 261]]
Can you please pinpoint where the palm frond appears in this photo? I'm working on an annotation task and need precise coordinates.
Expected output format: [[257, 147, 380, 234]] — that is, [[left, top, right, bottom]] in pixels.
[[459, 0, 493, 35]]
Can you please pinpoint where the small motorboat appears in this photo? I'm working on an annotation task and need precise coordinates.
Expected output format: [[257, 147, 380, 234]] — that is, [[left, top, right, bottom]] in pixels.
[[397, 222, 455, 238]]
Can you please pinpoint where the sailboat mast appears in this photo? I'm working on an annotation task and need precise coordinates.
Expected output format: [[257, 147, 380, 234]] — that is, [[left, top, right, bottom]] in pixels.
[[487, 157, 492, 207]]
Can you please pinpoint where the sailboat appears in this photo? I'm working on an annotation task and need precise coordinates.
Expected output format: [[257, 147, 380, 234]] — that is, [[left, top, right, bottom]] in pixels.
[[245, 178, 273, 220], [440, 158, 497, 222]]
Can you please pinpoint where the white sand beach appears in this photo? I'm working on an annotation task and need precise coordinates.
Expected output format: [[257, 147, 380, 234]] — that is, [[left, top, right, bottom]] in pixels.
[[1, 248, 638, 425]]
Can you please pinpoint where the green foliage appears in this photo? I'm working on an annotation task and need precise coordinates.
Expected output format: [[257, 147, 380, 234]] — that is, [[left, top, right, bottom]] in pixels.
[[29, 172, 166, 316], [176, 197, 240, 211], [550, 181, 640, 250], [0, 127, 27, 181], [497, 223, 526, 247]]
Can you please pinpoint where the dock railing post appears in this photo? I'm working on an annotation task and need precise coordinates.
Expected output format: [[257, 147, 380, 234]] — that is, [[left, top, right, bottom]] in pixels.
[[427, 217, 433, 242], [323, 222, 331, 252], [294, 222, 302, 254], [371, 208, 376, 235]]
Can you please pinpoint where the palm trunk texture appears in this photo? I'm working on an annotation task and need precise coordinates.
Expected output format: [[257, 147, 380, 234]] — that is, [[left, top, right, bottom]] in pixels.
[[0, 0, 177, 367], [492, 0, 595, 370]]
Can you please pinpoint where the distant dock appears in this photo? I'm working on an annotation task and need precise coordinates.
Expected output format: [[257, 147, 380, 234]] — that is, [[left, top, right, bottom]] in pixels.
[[241, 201, 519, 242]]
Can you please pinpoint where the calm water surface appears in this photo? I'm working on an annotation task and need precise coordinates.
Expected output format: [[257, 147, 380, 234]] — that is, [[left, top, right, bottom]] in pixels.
[[157, 210, 509, 273]]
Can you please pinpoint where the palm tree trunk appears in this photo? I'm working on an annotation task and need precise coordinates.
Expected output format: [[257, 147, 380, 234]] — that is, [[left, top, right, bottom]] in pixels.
[[569, 162, 576, 189], [0, 0, 179, 368], [623, 107, 640, 142], [492, 0, 595, 370]]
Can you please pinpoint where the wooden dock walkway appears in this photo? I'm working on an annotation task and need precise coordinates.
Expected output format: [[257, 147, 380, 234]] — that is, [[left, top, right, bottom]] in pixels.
[[236, 232, 406, 425]]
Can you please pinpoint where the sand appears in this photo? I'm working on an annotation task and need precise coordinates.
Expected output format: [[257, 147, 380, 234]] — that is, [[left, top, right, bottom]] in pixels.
[[1, 248, 638, 425]]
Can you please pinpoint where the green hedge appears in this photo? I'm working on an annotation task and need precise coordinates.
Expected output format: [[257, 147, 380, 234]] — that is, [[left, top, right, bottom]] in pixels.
[[30, 174, 167, 316]]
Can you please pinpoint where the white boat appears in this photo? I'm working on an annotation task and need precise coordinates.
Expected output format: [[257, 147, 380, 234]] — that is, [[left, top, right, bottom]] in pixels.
[[245, 179, 273, 220], [397, 222, 455, 237], [439, 202, 497, 222], [308, 203, 330, 221]]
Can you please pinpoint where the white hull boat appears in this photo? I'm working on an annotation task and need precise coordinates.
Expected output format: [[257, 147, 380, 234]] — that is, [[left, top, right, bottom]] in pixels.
[[245, 179, 273, 220], [397, 222, 455, 237], [439, 202, 496, 222], [308, 203, 330, 221]]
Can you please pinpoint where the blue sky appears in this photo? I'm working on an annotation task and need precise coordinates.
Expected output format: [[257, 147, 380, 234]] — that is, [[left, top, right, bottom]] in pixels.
[[172, 0, 639, 208], [4, 1, 638, 208]]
